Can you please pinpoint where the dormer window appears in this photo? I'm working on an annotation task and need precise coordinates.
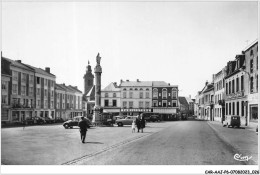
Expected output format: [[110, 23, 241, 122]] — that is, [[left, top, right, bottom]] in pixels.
[[135, 88, 138, 91], [140, 88, 143, 91]]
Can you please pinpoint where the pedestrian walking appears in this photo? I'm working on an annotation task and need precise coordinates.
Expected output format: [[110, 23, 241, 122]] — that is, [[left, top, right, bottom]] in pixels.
[[78, 116, 89, 143], [136, 115, 141, 132], [140, 113, 145, 133], [131, 120, 136, 133]]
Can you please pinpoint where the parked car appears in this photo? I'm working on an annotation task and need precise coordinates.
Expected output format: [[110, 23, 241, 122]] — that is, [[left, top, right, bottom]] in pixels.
[[33, 116, 46, 125], [44, 117, 55, 124], [149, 115, 161, 122], [63, 116, 93, 129], [115, 116, 137, 127], [223, 115, 241, 128], [24, 117, 35, 125], [55, 118, 64, 123]]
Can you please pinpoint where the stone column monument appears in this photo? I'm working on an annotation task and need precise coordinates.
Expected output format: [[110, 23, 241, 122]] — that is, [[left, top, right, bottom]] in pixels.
[[92, 53, 102, 123]]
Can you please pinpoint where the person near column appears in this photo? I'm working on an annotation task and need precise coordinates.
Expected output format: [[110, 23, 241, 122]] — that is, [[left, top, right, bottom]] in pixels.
[[78, 116, 89, 143]]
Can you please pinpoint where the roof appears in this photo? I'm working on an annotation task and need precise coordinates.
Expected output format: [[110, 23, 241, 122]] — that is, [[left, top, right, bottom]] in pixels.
[[203, 83, 214, 93], [243, 39, 258, 52], [24, 64, 56, 78], [87, 85, 95, 97], [120, 81, 153, 87], [178, 96, 189, 106], [102, 82, 120, 91], [185, 97, 193, 103], [2, 57, 34, 71], [55, 84, 67, 91], [120, 80, 177, 87], [68, 85, 83, 93]]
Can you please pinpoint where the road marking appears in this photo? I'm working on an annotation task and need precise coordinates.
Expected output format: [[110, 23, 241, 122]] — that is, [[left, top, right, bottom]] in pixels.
[[62, 130, 161, 165]]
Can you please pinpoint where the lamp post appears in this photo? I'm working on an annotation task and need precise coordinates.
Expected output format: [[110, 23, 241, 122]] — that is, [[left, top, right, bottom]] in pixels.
[[240, 66, 250, 126]]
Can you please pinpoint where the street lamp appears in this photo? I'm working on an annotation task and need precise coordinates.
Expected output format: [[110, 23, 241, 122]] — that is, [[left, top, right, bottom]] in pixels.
[[239, 66, 250, 126]]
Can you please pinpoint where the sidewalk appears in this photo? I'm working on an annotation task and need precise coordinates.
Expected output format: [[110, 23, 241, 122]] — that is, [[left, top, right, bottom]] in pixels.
[[207, 120, 258, 164]]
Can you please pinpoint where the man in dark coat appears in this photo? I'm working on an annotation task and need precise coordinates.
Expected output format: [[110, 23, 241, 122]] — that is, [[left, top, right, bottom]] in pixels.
[[140, 113, 145, 133], [78, 117, 89, 143], [136, 115, 141, 132]]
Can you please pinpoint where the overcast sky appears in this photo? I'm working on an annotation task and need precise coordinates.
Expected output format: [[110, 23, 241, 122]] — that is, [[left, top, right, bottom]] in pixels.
[[2, 1, 258, 98]]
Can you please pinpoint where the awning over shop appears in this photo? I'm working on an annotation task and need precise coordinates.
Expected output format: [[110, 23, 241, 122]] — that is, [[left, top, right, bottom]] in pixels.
[[153, 108, 177, 114], [103, 108, 121, 113]]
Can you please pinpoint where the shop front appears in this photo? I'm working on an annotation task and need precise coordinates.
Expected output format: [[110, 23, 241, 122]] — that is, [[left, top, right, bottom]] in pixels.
[[120, 108, 153, 116], [153, 108, 177, 121]]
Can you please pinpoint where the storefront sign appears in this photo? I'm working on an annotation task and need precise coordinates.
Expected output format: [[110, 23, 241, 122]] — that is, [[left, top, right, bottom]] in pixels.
[[120, 108, 152, 112]]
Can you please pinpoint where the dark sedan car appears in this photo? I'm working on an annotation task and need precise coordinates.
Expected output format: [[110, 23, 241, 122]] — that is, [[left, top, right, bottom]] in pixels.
[[63, 116, 92, 129]]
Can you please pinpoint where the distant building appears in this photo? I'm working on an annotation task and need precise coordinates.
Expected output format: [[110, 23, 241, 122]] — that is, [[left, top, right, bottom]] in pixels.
[[55, 84, 66, 120], [213, 67, 226, 123], [224, 54, 247, 126], [120, 79, 152, 116], [101, 82, 121, 116], [243, 40, 258, 126]]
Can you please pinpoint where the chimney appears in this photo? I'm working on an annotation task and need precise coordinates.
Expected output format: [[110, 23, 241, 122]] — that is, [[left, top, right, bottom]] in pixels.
[[74, 86, 78, 89], [126, 79, 129, 82], [45, 67, 50, 73], [16, 60, 22, 63], [137, 79, 139, 82], [168, 83, 170, 86], [114, 82, 117, 86], [205, 80, 208, 86], [120, 79, 123, 84]]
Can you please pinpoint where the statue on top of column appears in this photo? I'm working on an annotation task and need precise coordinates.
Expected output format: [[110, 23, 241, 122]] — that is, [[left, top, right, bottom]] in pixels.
[[96, 53, 101, 65]]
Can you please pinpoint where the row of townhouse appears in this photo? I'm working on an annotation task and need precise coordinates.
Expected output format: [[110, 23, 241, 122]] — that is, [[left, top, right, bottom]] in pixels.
[[1, 55, 83, 124], [100, 79, 179, 121], [194, 40, 258, 127]]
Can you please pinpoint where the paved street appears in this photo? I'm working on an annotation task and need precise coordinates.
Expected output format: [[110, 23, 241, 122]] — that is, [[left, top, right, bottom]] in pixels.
[[1, 119, 258, 165]]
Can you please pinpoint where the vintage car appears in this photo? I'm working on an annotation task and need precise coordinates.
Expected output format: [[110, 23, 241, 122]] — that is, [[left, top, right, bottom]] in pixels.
[[222, 115, 241, 128], [63, 116, 93, 129], [115, 116, 137, 127]]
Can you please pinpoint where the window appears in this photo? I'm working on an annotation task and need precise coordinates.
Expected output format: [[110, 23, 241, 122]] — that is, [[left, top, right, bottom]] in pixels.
[[229, 103, 231, 115], [129, 92, 133, 98], [123, 92, 126, 98], [105, 93, 108, 98], [250, 59, 253, 73], [104, 100, 109, 107], [36, 77, 40, 84], [145, 102, 149, 108], [44, 89, 47, 97], [139, 101, 143, 108], [1, 81, 7, 90], [162, 100, 167, 107], [37, 100, 41, 107], [51, 91, 54, 97], [139, 92, 143, 98], [123, 101, 127, 108], [153, 100, 158, 107], [172, 89, 177, 98], [162, 89, 167, 98], [113, 93, 116, 98], [226, 83, 228, 94], [13, 71, 18, 80], [29, 87, 33, 96], [45, 100, 48, 108], [250, 49, 253, 56], [226, 103, 228, 115], [146, 92, 149, 98], [229, 81, 231, 94], [257, 75, 258, 91], [113, 100, 117, 107], [241, 75, 244, 91], [236, 77, 239, 92], [153, 89, 158, 98], [232, 80, 234, 93], [57, 102, 60, 109], [2, 95, 7, 104], [172, 100, 177, 107], [62, 103, 65, 109], [129, 101, 133, 108], [12, 84, 18, 94], [44, 79, 47, 86], [22, 73, 26, 82], [240, 101, 244, 116], [232, 102, 235, 115], [237, 101, 239, 115], [51, 101, 54, 108], [37, 88, 40, 96], [63, 94, 65, 99], [21, 85, 26, 95], [250, 77, 254, 93]]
